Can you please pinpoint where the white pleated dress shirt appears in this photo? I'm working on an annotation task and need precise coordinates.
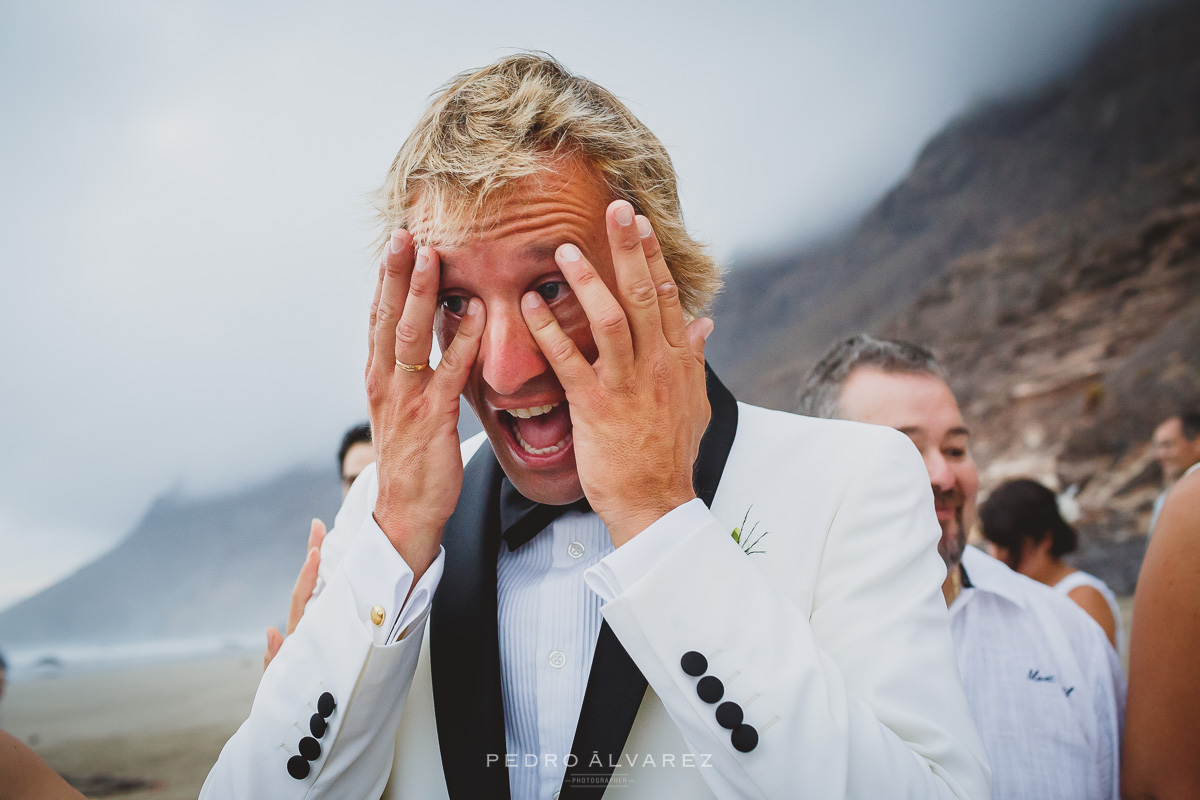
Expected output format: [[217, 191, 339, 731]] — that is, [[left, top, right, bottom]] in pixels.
[[497, 501, 708, 799], [496, 509, 611, 799], [950, 546, 1126, 800]]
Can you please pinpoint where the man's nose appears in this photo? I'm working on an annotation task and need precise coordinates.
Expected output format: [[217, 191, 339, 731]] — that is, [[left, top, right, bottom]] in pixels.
[[479, 305, 550, 396], [926, 451, 956, 492]]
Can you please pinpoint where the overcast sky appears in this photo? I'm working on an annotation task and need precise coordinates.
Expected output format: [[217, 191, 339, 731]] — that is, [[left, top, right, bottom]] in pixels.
[[0, 0, 1144, 611]]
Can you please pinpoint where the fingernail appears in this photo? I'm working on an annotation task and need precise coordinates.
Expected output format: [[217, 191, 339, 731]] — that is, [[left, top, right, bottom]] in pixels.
[[636, 216, 652, 239], [389, 229, 405, 253], [467, 297, 482, 316], [614, 202, 634, 226], [558, 243, 581, 263], [701, 318, 715, 340], [523, 292, 542, 309], [415, 246, 430, 271]]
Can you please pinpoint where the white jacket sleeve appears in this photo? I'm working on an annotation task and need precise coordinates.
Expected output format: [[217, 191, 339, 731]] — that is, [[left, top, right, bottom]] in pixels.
[[200, 464, 443, 800], [589, 428, 992, 799]]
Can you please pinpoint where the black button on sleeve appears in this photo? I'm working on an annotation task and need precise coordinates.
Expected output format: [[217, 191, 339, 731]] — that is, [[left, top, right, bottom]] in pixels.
[[318, 691, 336, 718], [680, 651, 708, 677], [299, 736, 322, 761], [715, 701, 743, 729], [287, 755, 310, 779], [696, 675, 724, 703], [731, 723, 759, 753], [310, 712, 327, 738]]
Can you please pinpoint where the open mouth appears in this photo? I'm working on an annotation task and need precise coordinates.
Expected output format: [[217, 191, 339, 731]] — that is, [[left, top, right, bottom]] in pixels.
[[499, 401, 574, 462]]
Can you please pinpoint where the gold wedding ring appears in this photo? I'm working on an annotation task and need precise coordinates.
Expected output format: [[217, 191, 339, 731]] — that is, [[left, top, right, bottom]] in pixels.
[[395, 359, 429, 372]]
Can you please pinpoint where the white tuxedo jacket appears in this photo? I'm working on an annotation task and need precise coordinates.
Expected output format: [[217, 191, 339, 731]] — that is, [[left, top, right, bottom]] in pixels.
[[204, 379, 991, 799]]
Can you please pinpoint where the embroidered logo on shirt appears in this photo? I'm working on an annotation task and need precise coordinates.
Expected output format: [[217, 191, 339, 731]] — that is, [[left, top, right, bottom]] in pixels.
[[1028, 669, 1075, 698]]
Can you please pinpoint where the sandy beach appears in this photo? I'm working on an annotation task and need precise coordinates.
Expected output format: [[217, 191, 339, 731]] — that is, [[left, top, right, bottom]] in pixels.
[[1, 652, 262, 800], [0, 598, 1135, 799]]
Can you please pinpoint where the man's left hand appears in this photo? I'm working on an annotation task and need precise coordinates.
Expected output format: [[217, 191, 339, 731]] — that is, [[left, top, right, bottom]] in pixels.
[[522, 200, 713, 546]]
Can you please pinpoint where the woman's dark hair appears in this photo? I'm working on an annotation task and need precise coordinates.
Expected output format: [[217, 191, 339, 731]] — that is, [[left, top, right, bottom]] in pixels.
[[979, 478, 1078, 563]]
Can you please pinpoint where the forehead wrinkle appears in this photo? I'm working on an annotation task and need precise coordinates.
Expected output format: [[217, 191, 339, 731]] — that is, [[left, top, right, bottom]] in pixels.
[[416, 157, 610, 248]]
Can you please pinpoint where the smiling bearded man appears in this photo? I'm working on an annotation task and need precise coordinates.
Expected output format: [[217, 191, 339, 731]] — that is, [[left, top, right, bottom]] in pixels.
[[799, 334, 1125, 800], [203, 55, 990, 800]]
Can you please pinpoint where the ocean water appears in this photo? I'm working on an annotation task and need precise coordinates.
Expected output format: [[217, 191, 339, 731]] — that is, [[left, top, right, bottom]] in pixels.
[[4, 632, 264, 682]]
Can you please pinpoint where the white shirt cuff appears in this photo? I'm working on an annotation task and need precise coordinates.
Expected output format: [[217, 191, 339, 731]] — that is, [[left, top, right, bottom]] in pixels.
[[341, 513, 445, 645], [585, 498, 713, 603]]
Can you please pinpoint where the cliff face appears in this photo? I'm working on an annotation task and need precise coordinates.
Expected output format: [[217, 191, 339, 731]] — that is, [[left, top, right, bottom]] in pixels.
[[707, 0, 1200, 591], [887, 154, 1200, 591]]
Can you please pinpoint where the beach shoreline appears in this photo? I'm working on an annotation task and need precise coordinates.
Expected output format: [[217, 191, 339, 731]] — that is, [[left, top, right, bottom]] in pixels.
[[1, 651, 262, 800]]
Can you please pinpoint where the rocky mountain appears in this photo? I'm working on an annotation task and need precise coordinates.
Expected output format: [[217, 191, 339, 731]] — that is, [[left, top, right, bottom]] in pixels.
[[706, 0, 1200, 592], [0, 468, 341, 650]]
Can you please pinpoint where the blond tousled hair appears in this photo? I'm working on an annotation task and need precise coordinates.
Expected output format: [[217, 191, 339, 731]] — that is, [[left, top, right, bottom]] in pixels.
[[375, 52, 721, 315]]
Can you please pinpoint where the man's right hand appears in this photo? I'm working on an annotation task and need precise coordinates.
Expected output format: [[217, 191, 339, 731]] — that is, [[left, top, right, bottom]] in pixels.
[[365, 230, 486, 582]]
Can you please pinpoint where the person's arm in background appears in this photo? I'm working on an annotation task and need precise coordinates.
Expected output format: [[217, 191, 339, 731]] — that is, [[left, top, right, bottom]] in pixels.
[[1122, 469, 1200, 799], [1067, 585, 1118, 649], [264, 519, 326, 669], [0, 731, 86, 800]]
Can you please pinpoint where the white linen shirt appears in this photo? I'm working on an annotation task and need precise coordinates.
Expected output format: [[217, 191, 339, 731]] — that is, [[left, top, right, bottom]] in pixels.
[[951, 546, 1125, 800]]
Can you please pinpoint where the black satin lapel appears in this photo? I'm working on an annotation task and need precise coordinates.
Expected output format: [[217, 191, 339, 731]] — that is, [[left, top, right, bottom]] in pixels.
[[559, 367, 740, 797], [559, 622, 647, 797], [694, 365, 739, 508], [430, 443, 511, 800]]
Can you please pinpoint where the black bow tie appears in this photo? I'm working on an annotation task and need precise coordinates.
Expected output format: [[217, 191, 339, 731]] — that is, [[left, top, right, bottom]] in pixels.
[[499, 477, 591, 551]]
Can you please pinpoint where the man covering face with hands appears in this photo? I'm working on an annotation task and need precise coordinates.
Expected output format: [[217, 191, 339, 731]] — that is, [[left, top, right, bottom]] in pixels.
[[204, 55, 990, 800]]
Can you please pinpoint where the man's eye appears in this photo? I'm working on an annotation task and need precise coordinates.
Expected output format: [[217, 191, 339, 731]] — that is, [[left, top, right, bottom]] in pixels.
[[440, 296, 468, 315], [945, 448, 966, 459], [537, 282, 568, 302]]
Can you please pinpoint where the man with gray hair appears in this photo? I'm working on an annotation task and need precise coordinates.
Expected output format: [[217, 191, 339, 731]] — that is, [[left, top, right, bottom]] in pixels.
[[799, 333, 1126, 800]]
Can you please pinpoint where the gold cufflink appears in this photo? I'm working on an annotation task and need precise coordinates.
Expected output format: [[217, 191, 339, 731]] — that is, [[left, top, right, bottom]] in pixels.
[[370, 605, 385, 626]]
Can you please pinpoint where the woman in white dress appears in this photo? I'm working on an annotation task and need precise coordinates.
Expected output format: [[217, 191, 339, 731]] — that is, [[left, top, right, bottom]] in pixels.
[[979, 478, 1123, 656]]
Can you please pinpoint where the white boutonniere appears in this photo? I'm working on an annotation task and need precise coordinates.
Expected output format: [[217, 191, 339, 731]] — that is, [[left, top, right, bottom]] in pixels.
[[731, 507, 769, 556]]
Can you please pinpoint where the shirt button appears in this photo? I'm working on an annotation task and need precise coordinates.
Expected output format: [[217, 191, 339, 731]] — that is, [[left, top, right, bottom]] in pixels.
[[567, 541, 585, 559], [548, 650, 567, 668], [370, 605, 386, 626]]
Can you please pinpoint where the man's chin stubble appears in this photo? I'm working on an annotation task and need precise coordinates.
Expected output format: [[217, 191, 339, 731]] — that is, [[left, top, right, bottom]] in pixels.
[[938, 509, 967, 571]]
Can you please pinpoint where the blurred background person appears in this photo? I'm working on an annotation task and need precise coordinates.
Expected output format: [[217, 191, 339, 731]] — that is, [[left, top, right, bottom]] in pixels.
[[1148, 411, 1200, 532], [980, 479, 1122, 654], [1122, 466, 1200, 798], [337, 422, 374, 499], [800, 333, 1125, 800]]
